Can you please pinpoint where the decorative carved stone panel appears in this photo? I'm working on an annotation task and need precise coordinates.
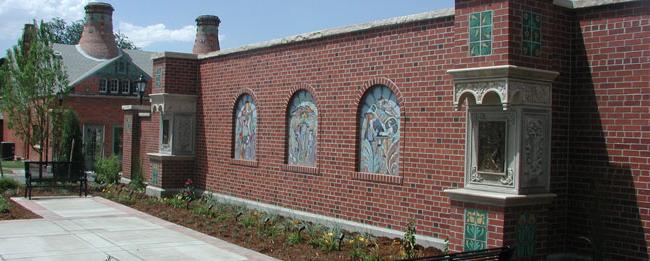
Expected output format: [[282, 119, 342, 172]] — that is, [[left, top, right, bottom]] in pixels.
[[449, 65, 557, 195]]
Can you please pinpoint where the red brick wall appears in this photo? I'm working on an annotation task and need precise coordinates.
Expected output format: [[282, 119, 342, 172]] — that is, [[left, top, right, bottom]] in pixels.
[[132, 0, 649, 258], [153, 58, 198, 95], [568, 2, 650, 260], [195, 14, 460, 239]]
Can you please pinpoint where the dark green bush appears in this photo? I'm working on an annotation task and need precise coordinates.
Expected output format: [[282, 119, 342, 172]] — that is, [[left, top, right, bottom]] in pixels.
[[0, 197, 9, 213], [55, 109, 84, 174], [95, 155, 121, 185], [0, 177, 20, 193]]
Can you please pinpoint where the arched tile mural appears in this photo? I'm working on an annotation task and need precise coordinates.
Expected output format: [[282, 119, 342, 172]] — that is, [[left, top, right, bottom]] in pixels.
[[359, 85, 400, 175], [234, 94, 257, 160], [288, 90, 318, 167]]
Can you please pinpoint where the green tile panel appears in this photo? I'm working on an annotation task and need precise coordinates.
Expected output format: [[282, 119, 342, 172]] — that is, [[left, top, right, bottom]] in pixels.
[[464, 208, 488, 251]]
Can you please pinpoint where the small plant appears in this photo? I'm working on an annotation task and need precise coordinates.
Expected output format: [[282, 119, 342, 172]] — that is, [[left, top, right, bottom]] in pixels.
[[128, 162, 145, 190], [95, 155, 121, 185], [0, 197, 9, 213], [165, 196, 186, 209], [443, 237, 450, 254], [402, 221, 417, 259], [240, 211, 260, 229], [192, 202, 215, 217], [309, 227, 342, 252], [286, 231, 303, 245]]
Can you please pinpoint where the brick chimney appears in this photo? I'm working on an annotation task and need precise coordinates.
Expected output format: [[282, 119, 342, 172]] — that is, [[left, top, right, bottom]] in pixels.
[[21, 24, 35, 55], [78, 2, 119, 59], [192, 15, 221, 54]]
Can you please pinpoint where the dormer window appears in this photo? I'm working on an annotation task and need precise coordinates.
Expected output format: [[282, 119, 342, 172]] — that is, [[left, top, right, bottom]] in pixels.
[[120, 80, 130, 94], [110, 79, 119, 93], [99, 79, 108, 93]]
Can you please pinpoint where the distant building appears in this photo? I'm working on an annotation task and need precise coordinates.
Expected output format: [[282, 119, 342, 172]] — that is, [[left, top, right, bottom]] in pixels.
[[3, 2, 152, 170]]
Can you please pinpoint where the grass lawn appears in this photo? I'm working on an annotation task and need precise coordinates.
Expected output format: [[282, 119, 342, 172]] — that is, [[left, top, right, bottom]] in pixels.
[[0, 161, 24, 169]]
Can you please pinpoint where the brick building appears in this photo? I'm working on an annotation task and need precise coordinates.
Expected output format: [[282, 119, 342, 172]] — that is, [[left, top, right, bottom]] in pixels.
[[3, 2, 152, 169], [122, 0, 649, 259]]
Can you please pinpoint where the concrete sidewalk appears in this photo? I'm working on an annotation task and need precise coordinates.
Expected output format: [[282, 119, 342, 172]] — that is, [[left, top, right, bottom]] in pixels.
[[0, 196, 278, 261]]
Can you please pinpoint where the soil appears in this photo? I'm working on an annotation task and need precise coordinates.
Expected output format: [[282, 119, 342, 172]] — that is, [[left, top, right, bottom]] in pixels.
[[98, 186, 443, 261], [0, 195, 41, 220]]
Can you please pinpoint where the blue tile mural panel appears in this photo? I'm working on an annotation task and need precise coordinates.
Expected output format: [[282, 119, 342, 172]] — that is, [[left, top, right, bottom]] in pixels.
[[464, 208, 488, 251], [359, 85, 400, 175], [469, 11, 493, 56], [516, 212, 537, 257], [288, 90, 318, 167], [234, 94, 257, 161]]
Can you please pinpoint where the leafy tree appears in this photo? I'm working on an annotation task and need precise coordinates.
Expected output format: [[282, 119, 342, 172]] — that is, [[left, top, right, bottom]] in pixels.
[[0, 21, 68, 161], [45, 18, 83, 45], [55, 109, 84, 175], [44, 17, 138, 50]]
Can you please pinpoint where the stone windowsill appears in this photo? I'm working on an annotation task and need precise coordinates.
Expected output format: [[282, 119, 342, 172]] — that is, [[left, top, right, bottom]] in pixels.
[[282, 164, 319, 175], [352, 172, 403, 185], [444, 188, 556, 207], [147, 153, 195, 161], [230, 159, 259, 167]]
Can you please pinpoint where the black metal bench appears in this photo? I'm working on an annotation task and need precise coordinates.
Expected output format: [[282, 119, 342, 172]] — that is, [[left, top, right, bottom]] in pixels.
[[406, 246, 514, 261], [24, 161, 87, 199]]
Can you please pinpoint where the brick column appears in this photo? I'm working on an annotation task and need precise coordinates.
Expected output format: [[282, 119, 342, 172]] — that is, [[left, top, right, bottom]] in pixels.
[[121, 105, 148, 181], [144, 52, 199, 197]]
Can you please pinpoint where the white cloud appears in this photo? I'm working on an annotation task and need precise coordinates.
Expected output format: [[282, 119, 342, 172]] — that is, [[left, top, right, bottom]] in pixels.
[[118, 22, 196, 48], [0, 0, 88, 40]]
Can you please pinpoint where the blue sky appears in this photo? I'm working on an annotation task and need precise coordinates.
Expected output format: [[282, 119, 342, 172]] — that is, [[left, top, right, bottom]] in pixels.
[[0, 0, 454, 54]]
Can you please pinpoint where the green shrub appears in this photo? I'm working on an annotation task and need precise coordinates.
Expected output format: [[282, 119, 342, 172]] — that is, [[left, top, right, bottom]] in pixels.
[[95, 155, 121, 185], [55, 109, 83, 174], [129, 162, 145, 190], [0, 177, 20, 193], [286, 231, 303, 245], [309, 227, 342, 252], [0, 197, 9, 213], [402, 221, 417, 259], [240, 211, 260, 229], [165, 196, 186, 209]]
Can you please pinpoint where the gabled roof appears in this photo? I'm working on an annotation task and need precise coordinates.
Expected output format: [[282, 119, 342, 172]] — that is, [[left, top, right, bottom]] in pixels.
[[52, 43, 154, 87]]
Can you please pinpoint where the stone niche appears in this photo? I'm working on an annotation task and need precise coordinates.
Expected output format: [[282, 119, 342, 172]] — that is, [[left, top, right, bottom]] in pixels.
[[448, 65, 558, 196], [150, 93, 197, 156]]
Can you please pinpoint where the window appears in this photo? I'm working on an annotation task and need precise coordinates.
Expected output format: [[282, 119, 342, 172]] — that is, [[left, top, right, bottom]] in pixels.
[[118, 62, 126, 73], [358, 85, 400, 175], [161, 118, 171, 152], [233, 94, 257, 161], [477, 121, 506, 175], [522, 11, 541, 56], [112, 126, 123, 156], [469, 11, 493, 56], [287, 90, 317, 167], [99, 79, 108, 93], [109, 79, 119, 93], [120, 80, 130, 94]]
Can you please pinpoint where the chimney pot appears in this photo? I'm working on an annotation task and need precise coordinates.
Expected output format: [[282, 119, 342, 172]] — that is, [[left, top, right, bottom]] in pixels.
[[78, 2, 119, 59], [192, 15, 221, 54]]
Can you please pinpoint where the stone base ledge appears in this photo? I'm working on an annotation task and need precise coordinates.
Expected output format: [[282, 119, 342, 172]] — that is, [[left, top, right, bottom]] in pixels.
[[444, 188, 556, 207], [145, 185, 181, 198], [147, 153, 195, 161], [201, 190, 446, 249]]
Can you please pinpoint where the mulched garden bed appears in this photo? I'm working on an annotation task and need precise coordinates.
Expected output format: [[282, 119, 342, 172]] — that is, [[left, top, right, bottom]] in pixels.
[[98, 183, 443, 261], [0, 195, 41, 220]]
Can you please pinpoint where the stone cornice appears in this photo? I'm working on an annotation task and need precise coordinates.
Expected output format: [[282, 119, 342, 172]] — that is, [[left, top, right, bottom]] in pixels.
[[445, 188, 556, 207], [447, 65, 559, 83]]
